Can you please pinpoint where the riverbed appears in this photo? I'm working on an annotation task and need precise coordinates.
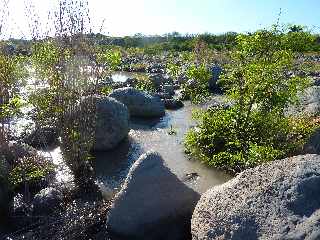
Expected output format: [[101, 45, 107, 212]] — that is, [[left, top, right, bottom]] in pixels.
[[93, 101, 231, 194], [13, 71, 232, 196]]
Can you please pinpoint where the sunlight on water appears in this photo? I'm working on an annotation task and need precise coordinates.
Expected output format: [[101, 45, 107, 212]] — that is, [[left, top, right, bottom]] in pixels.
[[40, 147, 74, 183]]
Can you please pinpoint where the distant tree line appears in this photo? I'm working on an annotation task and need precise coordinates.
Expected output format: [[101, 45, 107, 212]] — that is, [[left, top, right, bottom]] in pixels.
[[87, 32, 238, 52], [2, 29, 320, 55]]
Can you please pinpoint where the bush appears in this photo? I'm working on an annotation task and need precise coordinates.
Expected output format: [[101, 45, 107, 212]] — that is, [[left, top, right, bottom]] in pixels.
[[133, 75, 157, 93], [185, 107, 317, 172], [185, 25, 318, 172], [8, 156, 54, 191], [181, 64, 211, 103]]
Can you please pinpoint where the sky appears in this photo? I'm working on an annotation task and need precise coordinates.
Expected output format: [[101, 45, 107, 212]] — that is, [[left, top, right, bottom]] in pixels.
[[0, 0, 319, 39]]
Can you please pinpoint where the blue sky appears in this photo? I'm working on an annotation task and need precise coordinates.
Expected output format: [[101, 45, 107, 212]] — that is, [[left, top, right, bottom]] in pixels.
[[1, 0, 319, 38]]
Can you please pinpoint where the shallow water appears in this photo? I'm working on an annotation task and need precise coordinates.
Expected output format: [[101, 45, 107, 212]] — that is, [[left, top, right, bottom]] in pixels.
[[111, 71, 145, 83], [93, 102, 232, 194], [13, 73, 232, 194]]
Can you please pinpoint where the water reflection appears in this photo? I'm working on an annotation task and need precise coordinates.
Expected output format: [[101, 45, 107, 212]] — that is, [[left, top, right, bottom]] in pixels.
[[93, 101, 232, 194], [92, 136, 142, 190], [111, 71, 138, 83]]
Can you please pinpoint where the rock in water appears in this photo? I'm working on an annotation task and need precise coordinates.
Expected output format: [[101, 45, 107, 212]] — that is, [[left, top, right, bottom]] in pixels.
[[192, 154, 320, 240], [109, 87, 165, 118], [91, 96, 129, 151], [163, 99, 184, 110], [106, 151, 200, 240], [149, 73, 167, 88]]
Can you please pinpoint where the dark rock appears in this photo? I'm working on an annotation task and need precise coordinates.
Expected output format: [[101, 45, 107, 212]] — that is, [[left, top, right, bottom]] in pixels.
[[192, 154, 320, 240], [313, 77, 320, 86], [2, 141, 38, 166], [33, 187, 63, 215], [154, 92, 173, 100], [109, 87, 165, 118], [24, 126, 58, 149], [163, 99, 184, 110], [1, 44, 15, 55], [149, 73, 166, 88], [209, 65, 222, 92], [162, 84, 175, 97], [186, 79, 197, 88], [0, 162, 13, 223], [204, 95, 233, 110], [303, 128, 320, 154], [107, 151, 200, 240]]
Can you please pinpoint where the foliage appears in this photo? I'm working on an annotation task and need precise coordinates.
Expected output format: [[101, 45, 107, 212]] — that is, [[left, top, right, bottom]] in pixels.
[[133, 74, 157, 93], [0, 50, 27, 184], [0, 54, 27, 119], [31, 38, 99, 187], [185, 26, 317, 172], [98, 32, 238, 52], [0, 96, 24, 119], [166, 62, 181, 81], [29, 2, 120, 192], [8, 156, 54, 189], [100, 85, 113, 95], [181, 64, 211, 103], [185, 108, 318, 172], [96, 47, 121, 71]]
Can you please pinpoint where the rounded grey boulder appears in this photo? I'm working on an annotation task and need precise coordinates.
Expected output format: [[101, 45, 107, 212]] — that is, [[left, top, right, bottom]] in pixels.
[[192, 154, 320, 240], [91, 96, 129, 151], [24, 126, 58, 149], [109, 87, 165, 118], [287, 86, 320, 117], [106, 151, 200, 240], [33, 187, 63, 215]]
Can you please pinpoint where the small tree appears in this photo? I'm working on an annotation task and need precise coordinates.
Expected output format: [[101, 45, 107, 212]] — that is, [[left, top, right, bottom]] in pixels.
[[30, 0, 120, 191]]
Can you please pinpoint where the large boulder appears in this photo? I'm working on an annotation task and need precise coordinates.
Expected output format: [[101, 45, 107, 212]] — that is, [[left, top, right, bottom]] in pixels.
[[91, 96, 129, 151], [192, 154, 320, 240], [161, 84, 175, 97], [209, 65, 222, 92], [33, 187, 63, 215], [24, 126, 58, 149], [106, 151, 200, 240], [303, 128, 320, 154], [287, 86, 320, 117], [109, 87, 165, 118]]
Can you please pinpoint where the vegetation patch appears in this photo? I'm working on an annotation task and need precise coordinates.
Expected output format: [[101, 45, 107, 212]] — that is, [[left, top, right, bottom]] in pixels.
[[185, 26, 320, 173]]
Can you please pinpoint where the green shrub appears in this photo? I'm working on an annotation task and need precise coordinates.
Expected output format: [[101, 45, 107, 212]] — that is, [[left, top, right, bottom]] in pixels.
[[133, 75, 156, 93], [181, 64, 211, 103], [185, 25, 317, 172], [185, 107, 318, 172], [8, 156, 54, 190]]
